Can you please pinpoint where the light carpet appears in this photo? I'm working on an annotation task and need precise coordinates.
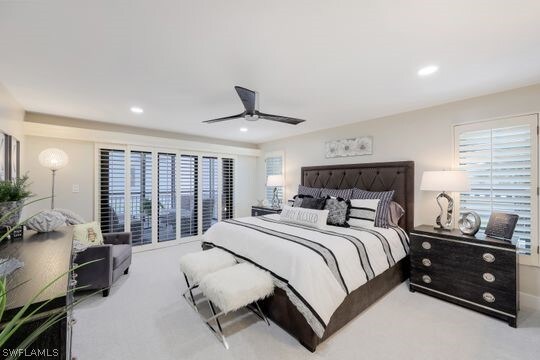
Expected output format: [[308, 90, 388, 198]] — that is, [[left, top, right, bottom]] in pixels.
[[73, 241, 540, 360]]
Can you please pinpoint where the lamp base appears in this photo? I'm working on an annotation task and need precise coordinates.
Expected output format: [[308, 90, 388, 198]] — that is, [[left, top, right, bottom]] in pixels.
[[435, 191, 454, 231]]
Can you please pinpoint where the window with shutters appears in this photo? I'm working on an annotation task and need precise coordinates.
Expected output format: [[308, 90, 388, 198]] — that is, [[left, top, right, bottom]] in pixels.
[[454, 114, 539, 266], [222, 158, 234, 220], [130, 150, 153, 246], [158, 153, 176, 242], [97, 145, 236, 247], [202, 156, 218, 232], [265, 152, 284, 205], [180, 154, 198, 237], [98, 148, 126, 234]]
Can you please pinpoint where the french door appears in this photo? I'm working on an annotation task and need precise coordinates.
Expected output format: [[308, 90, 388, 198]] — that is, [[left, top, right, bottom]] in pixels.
[[96, 144, 236, 248]]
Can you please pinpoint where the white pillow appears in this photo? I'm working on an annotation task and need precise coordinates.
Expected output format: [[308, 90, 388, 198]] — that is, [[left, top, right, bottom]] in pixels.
[[349, 199, 380, 228], [279, 205, 329, 229]]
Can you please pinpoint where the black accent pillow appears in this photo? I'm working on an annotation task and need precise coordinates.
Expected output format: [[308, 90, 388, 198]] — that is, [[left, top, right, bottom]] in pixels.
[[324, 197, 351, 227], [299, 197, 327, 210], [292, 194, 313, 207]]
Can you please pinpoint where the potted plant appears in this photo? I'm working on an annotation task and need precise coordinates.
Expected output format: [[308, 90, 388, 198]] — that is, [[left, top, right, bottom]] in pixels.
[[0, 174, 32, 227]]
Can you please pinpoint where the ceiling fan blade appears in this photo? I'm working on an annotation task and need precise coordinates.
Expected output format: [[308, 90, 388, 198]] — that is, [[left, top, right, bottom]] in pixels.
[[257, 112, 306, 125], [202, 113, 245, 124], [234, 86, 257, 112]]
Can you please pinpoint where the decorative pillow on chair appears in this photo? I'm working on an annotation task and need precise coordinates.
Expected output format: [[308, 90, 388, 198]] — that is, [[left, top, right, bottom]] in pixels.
[[320, 188, 354, 200], [324, 197, 351, 227], [26, 210, 67, 233], [351, 189, 395, 228], [280, 206, 329, 229], [73, 221, 104, 246], [54, 208, 86, 225], [297, 185, 322, 198], [348, 199, 380, 228]]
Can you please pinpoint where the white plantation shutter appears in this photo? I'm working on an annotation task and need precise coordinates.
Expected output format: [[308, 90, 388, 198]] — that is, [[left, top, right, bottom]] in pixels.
[[265, 155, 283, 203], [455, 114, 539, 261], [222, 158, 234, 220], [202, 156, 218, 232], [158, 153, 176, 242], [99, 148, 126, 233], [180, 155, 198, 237], [130, 150, 153, 246]]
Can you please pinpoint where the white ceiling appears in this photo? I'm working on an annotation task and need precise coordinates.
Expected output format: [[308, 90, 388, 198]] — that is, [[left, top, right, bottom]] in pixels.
[[1, 0, 540, 144]]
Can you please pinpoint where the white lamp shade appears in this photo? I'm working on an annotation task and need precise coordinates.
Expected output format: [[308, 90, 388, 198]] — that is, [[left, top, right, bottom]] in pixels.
[[39, 148, 69, 171], [420, 170, 470, 192], [266, 174, 284, 187]]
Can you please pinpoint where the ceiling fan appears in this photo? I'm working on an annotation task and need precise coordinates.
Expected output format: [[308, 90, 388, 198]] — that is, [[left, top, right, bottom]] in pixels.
[[203, 86, 306, 125]]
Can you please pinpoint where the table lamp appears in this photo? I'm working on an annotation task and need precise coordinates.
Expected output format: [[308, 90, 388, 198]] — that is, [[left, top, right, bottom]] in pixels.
[[420, 170, 470, 230], [266, 175, 283, 209]]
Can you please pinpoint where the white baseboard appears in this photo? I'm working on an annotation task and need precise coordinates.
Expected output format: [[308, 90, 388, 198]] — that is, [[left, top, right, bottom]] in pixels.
[[520, 292, 540, 310]]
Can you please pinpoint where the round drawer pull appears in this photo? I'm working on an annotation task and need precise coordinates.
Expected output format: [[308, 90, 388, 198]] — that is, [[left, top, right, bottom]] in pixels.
[[421, 241, 431, 250], [422, 258, 432, 267], [482, 273, 495, 283], [482, 253, 495, 263], [69, 317, 78, 326], [483, 292, 495, 303], [422, 275, 432, 284]]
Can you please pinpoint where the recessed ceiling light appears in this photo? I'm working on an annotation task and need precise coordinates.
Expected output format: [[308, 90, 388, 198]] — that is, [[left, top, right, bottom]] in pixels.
[[417, 65, 439, 77], [240, 127, 248, 132], [130, 106, 144, 114]]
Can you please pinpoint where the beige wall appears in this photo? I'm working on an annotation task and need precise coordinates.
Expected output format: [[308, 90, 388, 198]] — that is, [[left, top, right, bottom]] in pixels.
[[258, 83, 540, 298], [0, 83, 24, 165]]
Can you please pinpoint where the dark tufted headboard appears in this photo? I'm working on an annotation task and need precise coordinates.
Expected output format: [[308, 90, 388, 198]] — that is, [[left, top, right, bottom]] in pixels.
[[301, 161, 414, 233]]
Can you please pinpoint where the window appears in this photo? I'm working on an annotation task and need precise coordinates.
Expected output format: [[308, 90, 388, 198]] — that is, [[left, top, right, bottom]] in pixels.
[[222, 158, 234, 220], [454, 114, 539, 265], [202, 156, 218, 232], [180, 154, 198, 237], [98, 148, 126, 234], [265, 152, 284, 205], [130, 150, 152, 246], [158, 153, 176, 242]]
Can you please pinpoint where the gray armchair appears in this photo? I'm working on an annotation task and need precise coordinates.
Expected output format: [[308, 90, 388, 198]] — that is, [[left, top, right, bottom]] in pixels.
[[75, 232, 132, 297]]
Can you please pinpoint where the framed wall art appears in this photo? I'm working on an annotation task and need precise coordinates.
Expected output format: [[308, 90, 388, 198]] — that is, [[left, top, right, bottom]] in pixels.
[[325, 136, 373, 158]]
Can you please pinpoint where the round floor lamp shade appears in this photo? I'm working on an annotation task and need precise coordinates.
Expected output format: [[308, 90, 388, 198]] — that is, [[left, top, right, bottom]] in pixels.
[[39, 148, 69, 171], [39, 148, 69, 209]]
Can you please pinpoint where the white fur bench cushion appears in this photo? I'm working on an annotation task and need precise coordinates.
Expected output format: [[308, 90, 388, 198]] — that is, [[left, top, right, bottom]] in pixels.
[[179, 248, 236, 284], [199, 263, 274, 314]]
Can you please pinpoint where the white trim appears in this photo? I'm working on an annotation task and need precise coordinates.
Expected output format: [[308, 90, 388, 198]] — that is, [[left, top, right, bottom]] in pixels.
[[25, 122, 260, 157], [520, 291, 540, 310], [452, 113, 540, 267]]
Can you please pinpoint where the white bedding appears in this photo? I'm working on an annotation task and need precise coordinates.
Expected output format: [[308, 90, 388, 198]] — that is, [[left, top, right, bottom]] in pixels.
[[203, 214, 409, 337]]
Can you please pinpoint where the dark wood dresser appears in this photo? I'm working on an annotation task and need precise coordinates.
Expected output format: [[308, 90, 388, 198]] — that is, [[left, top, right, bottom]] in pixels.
[[409, 225, 518, 327], [1, 227, 76, 359], [251, 206, 282, 216]]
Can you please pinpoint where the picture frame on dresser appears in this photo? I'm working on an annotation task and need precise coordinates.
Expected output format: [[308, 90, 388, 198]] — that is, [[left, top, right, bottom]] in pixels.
[[409, 225, 519, 327]]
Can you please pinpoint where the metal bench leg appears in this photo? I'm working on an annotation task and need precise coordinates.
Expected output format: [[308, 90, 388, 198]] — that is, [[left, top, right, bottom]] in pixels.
[[206, 300, 229, 349], [183, 274, 197, 307], [255, 301, 270, 326]]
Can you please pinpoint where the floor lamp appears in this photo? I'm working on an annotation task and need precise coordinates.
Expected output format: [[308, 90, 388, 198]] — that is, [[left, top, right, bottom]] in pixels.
[[39, 148, 69, 209]]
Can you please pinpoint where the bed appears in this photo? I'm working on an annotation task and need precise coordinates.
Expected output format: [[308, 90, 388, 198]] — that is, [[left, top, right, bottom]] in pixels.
[[203, 161, 414, 351]]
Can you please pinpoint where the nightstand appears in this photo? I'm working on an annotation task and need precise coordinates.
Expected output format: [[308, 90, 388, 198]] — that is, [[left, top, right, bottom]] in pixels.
[[409, 225, 519, 327], [251, 206, 282, 216]]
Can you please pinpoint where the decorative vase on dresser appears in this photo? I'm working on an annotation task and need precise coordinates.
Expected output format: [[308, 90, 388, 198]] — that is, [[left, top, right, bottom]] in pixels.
[[409, 225, 518, 327]]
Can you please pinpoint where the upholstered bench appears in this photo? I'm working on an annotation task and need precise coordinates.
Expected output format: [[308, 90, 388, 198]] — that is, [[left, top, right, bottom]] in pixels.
[[198, 262, 274, 349], [179, 248, 236, 309]]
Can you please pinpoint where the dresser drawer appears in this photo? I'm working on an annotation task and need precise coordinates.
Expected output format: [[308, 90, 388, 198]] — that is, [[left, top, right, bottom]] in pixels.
[[410, 269, 516, 314]]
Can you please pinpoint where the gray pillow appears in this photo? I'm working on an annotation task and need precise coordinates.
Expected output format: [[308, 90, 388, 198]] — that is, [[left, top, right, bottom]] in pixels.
[[351, 189, 395, 228], [297, 185, 322, 198], [320, 188, 353, 200], [388, 201, 405, 227], [324, 198, 350, 227], [54, 208, 86, 225], [26, 210, 67, 232]]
